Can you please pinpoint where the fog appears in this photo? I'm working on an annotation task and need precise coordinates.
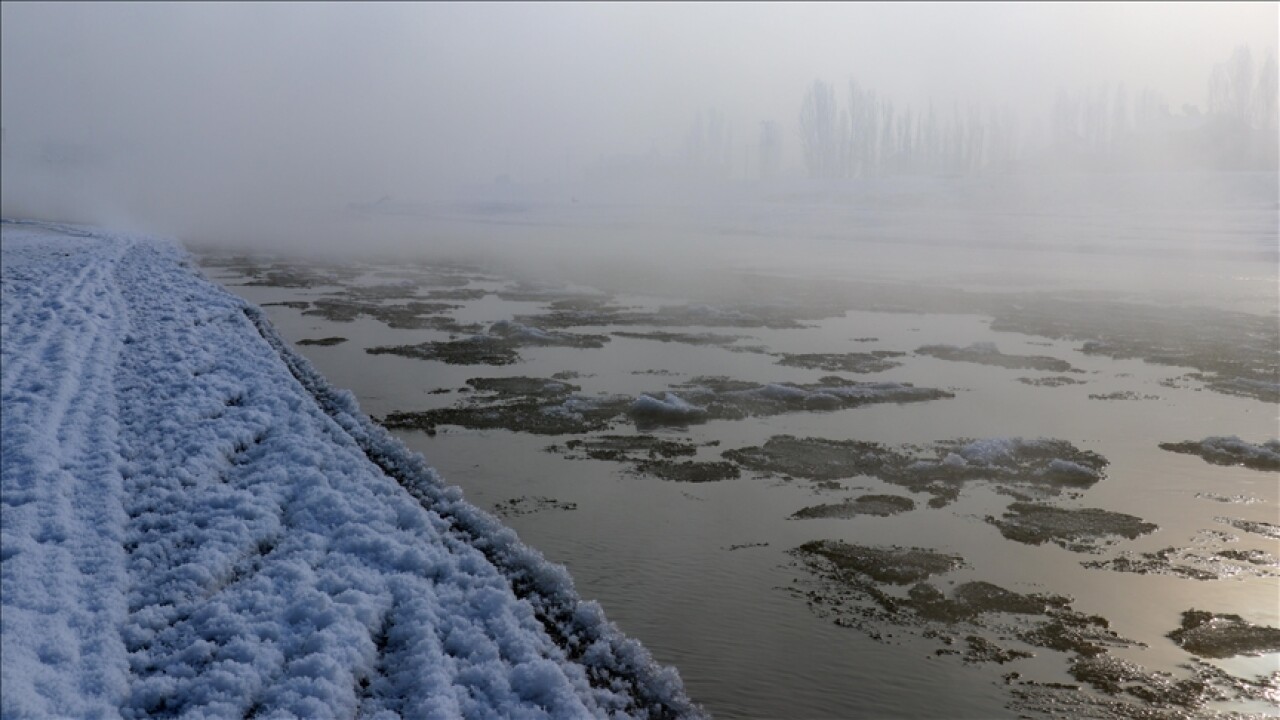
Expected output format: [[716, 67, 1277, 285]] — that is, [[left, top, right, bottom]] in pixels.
[[4, 9, 1279, 717], [1, 3, 1276, 258]]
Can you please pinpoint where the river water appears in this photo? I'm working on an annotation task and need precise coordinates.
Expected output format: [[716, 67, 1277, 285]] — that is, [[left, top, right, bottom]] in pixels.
[[199, 174, 1278, 718]]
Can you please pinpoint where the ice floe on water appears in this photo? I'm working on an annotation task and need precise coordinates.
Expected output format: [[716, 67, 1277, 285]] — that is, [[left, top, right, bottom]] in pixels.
[[1159, 436, 1280, 471], [916, 342, 1076, 372], [789, 494, 915, 520], [1166, 610, 1280, 659], [368, 323, 611, 366], [194, 238, 1280, 718], [985, 503, 1159, 553], [208, 251, 1280, 406], [788, 537, 1280, 716], [0, 221, 700, 719], [775, 351, 906, 373], [628, 393, 708, 424], [634, 376, 952, 425], [384, 373, 954, 436], [726, 435, 1109, 506]]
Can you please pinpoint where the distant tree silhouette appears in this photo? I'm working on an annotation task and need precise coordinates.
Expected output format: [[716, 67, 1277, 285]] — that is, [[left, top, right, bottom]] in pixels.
[[1256, 52, 1278, 131], [799, 80, 840, 178], [758, 121, 782, 180], [684, 109, 733, 179], [786, 44, 1274, 178]]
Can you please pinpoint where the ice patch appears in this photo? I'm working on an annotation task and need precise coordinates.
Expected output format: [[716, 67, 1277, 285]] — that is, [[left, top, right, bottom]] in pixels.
[[1043, 458, 1101, 480], [1160, 435, 1280, 471], [956, 437, 1022, 464], [629, 392, 708, 422], [756, 383, 810, 401], [489, 320, 554, 342]]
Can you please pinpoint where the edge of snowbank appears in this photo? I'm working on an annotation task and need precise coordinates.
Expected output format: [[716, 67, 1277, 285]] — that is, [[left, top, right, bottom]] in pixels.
[[241, 306, 702, 719], [1, 217, 702, 718]]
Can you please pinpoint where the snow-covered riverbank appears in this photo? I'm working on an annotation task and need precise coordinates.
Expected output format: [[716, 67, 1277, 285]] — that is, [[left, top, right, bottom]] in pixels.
[[0, 220, 699, 719]]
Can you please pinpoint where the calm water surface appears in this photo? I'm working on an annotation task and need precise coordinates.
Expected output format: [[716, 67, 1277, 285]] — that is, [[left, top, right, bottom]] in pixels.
[[202, 224, 1278, 718]]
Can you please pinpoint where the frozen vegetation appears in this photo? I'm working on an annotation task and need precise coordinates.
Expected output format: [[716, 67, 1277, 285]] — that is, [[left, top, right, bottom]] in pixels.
[[725, 435, 1110, 507], [0, 221, 699, 719], [368, 322, 610, 366], [383, 374, 953, 437], [915, 342, 1076, 373]]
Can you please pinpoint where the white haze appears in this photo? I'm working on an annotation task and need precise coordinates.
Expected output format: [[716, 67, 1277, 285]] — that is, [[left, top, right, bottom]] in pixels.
[[1, 2, 1276, 263]]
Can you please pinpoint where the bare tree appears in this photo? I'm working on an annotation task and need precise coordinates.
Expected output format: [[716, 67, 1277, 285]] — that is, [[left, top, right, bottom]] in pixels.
[[1209, 45, 1261, 124], [1228, 46, 1255, 122], [799, 80, 839, 178], [758, 120, 782, 180], [1255, 51, 1277, 130], [897, 106, 914, 173], [838, 107, 852, 178], [881, 100, 896, 176], [1209, 64, 1232, 117], [1111, 83, 1130, 146], [684, 109, 733, 179]]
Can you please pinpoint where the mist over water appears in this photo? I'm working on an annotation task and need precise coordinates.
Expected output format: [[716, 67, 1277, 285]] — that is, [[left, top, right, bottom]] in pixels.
[[4, 4, 1279, 719], [2, 2, 1276, 257]]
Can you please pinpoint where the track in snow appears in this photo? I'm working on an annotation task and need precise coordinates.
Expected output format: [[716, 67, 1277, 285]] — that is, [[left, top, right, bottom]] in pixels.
[[0, 220, 700, 720]]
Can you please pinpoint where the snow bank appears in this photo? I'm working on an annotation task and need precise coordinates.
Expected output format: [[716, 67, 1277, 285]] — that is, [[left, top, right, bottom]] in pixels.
[[0, 220, 701, 719]]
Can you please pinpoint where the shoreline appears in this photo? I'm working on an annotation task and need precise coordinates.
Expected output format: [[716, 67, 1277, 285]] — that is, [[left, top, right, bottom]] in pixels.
[[0, 219, 699, 718]]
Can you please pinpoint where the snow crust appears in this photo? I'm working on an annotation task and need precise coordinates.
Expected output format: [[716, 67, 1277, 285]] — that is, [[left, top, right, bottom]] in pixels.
[[0, 220, 699, 719]]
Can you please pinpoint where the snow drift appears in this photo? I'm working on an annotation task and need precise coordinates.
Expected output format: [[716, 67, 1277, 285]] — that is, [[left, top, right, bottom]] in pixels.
[[0, 219, 701, 719]]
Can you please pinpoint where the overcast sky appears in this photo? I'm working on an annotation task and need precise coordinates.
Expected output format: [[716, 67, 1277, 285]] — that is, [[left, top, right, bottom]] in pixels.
[[2, 2, 1274, 232]]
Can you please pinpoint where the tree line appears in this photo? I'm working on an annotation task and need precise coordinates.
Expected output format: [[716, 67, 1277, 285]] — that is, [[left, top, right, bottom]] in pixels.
[[791, 45, 1277, 179]]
